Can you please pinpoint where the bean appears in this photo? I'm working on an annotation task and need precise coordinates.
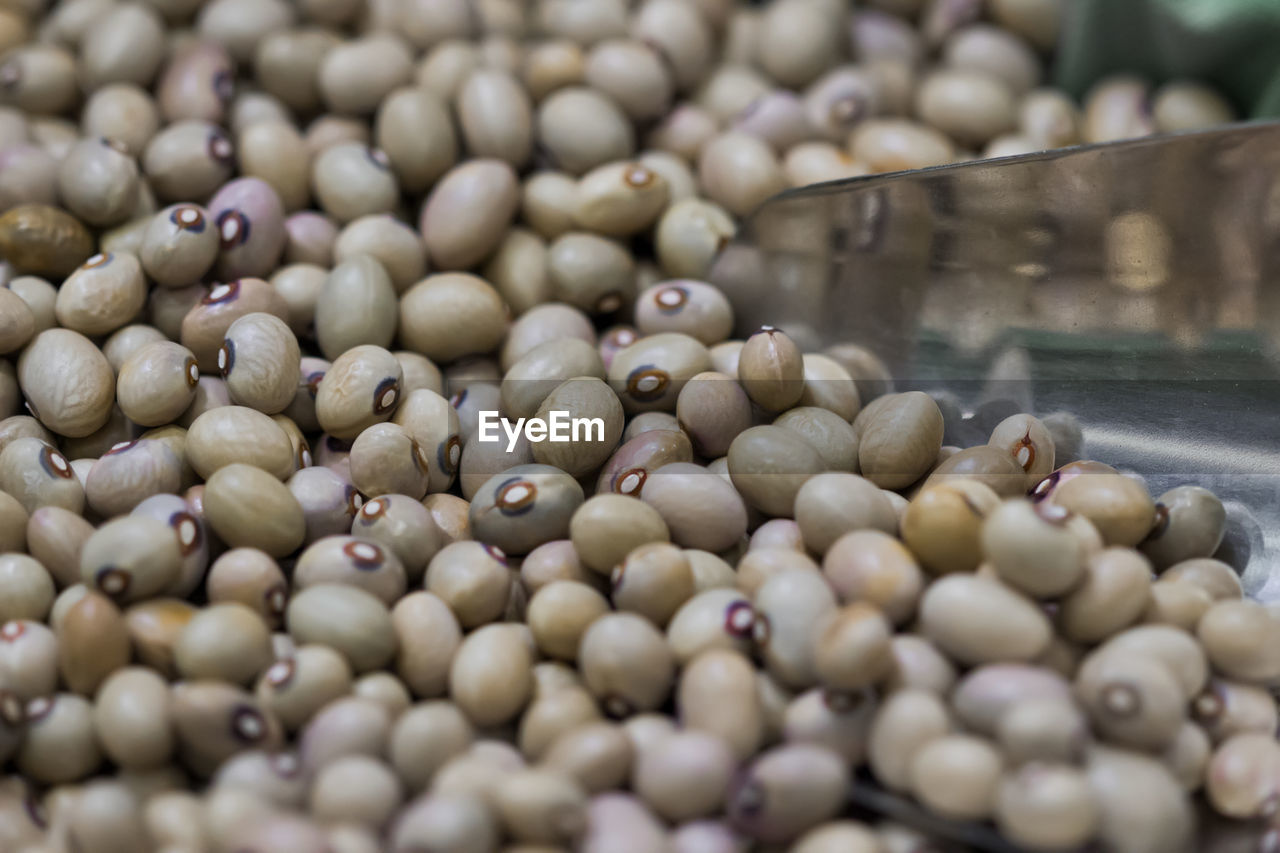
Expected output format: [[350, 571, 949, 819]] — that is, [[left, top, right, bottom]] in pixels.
[[1201, 732, 1280, 821], [122, 597, 195, 678], [901, 480, 1001, 575], [988, 0, 1061, 50], [180, 279, 286, 373], [566, 494, 666, 576], [727, 425, 825, 518], [518, 171, 576, 241], [186, 405, 296, 480], [857, 391, 944, 489], [469, 464, 584, 556], [235, 120, 311, 214], [136, 207, 215, 290], [498, 306, 593, 375], [203, 463, 306, 556], [1086, 748, 1195, 853], [574, 161, 670, 237], [638, 461, 749, 553], [17, 329, 115, 438], [7, 276, 57, 337], [389, 792, 498, 853], [994, 764, 1098, 850], [736, 327, 802, 411], [18, 693, 102, 784], [399, 273, 509, 364], [453, 68, 532, 168], [1161, 557, 1243, 600], [630, 730, 733, 824], [519, 540, 596, 594], [584, 39, 672, 122], [174, 603, 273, 686], [253, 646, 351, 735], [280, 212, 338, 269], [736, 547, 821, 597], [284, 584, 397, 676], [447, 623, 533, 728], [795, 473, 898, 557], [982, 499, 1092, 597], [501, 339, 604, 421], [56, 139, 140, 230], [215, 312, 301, 415], [417, 159, 519, 270], [347, 496, 439, 586], [0, 438, 83, 515], [779, 686, 878, 766], [93, 667, 174, 771], [813, 602, 893, 692], [384, 700, 473, 795], [1076, 649, 1186, 750], [1152, 80, 1234, 133], [1096, 625, 1208, 698], [79, 515, 182, 604], [156, 41, 234, 125], [420, 540, 509, 628], [0, 617, 58, 700], [1193, 678, 1279, 744], [0, 44, 79, 115], [753, 568, 837, 689], [519, 581, 606, 666], [83, 439, 182, 518], [18, 507, 84, 594], [1054, 548, 1157, 640], [389, 591, 461, 699], [233, 89, 295, 132], [1082, 76, 1155, 144], [422, 493, 470, 546], [1046, 471, 1156, 547], [908, 734, 1004, 821], [1144, 578, 1213, 632], [726, 743, 845, 844], [285, 468, 354, 545], [579, 613, 673, 717], [348, 422, 430, 500], [205, 548, 288, 627], [1197, 599, 1280, 684], [536, 86, 635, 175], [541, 721, 632, 795], [314, 345, 404, 441], [309, 753, 404, 830], [170, 680, 284, 778], [608, 541, 694, 628], [295, 696, 394, 779], [141, 121, 235, 204], [822, 530, 922, 625], [851, 118, 956, 172], [697, 132, 786, 218], [654, 200, 736, 282], [1139, 485, 1227, 570], [920, 574, 1051, 665], [0, 415, 53, 455], [53, 253, 145, 343]]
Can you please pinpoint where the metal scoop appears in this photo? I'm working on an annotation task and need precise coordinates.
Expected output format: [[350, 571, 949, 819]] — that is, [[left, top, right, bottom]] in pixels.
[[711, 120, 1280, 598], [710, 121, 1280, 853]]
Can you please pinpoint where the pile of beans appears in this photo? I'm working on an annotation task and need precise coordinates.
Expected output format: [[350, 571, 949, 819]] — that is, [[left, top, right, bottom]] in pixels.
[[0, 0, 1266, 851]]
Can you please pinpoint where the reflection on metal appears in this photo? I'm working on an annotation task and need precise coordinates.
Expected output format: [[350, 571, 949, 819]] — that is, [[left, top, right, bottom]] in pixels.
[[711, 121, 1280, 593]]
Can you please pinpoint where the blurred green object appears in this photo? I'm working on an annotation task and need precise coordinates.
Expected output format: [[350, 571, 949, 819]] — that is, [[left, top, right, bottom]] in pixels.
[[1054, 0, 1280, 118]]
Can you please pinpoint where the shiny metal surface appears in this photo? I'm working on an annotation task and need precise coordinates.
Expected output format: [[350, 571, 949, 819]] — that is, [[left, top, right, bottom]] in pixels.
[[711, 121, 1280, 599]]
